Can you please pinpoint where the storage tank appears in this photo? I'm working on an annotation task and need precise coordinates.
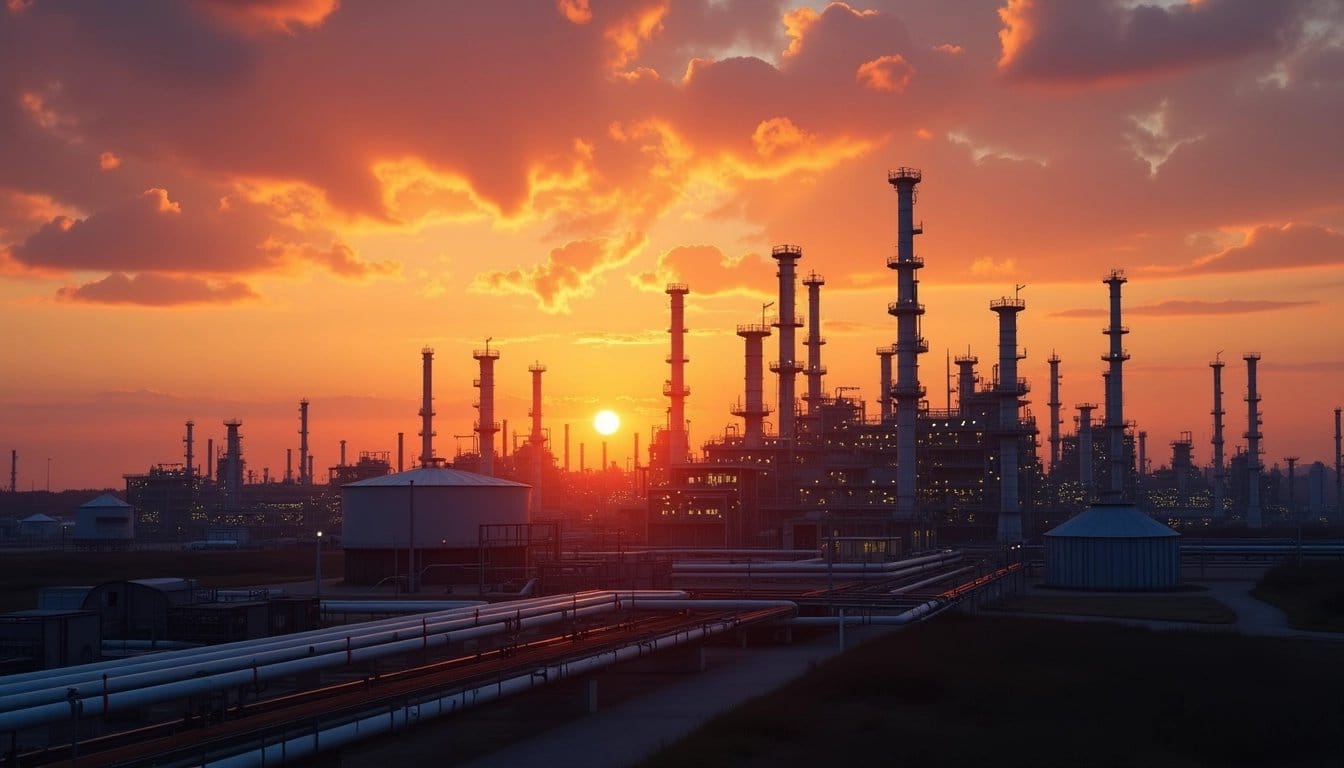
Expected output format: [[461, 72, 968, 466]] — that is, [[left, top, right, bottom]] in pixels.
[[341, 466, 531, 586], [75, 493, 135, 545]]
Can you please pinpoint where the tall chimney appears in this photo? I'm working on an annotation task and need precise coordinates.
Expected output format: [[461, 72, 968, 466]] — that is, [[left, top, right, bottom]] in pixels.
[[474, 341, 501, 476], [1284, 455, 1299, 519], [397, 432, 404, 473], [887, 167, 925, 523], [502, 419, 509, 459], [877, 345, 896, 421], [184, 420, 195, 482], [771, 245, 804, 440], [1138, 430, 1148, 480], [579, 442, 585, 472], [732, 321, 773, 448], [9, 450, 15, 494], [991, 293, 1027, 543], [339, 439, 347, 467], [298, 399, 310, 485], [954, 352, 978, 416], [223, 419, 243, 511], [1078, 403, 1097, 496], [286, 448, 293, 483], [419, 348, 435, 467], [601, 441, 608, 473], [665, 284, 691, 464], [1244, 353, 1263, 527], [1334, 407, 1341, 520], [1047, 353, 1062, 476], [529, 362, 546, 446], [207, 438, 214, 482], [308, 455, 314, 485], [1211, 356, 1227, 519], [564, 423, 571, 472], [1102, 270, 1130, 501], [802, 272, 826, 432]]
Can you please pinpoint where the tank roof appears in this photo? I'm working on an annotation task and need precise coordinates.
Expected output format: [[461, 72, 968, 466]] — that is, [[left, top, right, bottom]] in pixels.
[[345, 466, 530, 488], [81, 492, 131, 508], [1044, 503, 1179, 539]]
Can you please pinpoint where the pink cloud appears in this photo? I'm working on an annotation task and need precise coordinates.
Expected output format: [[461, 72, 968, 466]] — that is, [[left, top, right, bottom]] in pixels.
[[856, 54, 915, 93], [56, 272, 257, 306]]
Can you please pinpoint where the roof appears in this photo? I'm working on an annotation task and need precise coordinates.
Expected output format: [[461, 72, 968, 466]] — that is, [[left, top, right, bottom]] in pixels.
[[1045, 503, 1180, 539], [20, 513, 57, 523], [81, 492, 131, 509], [345, 466, 530, 489]]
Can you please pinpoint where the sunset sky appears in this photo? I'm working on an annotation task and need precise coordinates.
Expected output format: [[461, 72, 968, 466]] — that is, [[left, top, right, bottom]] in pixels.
[[2, 0, 1341, 491]]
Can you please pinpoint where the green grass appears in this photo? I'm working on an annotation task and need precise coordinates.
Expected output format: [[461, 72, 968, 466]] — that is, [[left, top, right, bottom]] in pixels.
[[640, 615, 1344, 768], [1252, 560, 1344, 632], [996, 594, 1236, 624], [0, 549, 344, 613]]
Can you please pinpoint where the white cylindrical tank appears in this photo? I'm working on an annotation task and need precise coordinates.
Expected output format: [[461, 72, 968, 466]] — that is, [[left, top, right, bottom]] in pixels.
[[74, 493, 135, 542], [342, 466, 530, 549]]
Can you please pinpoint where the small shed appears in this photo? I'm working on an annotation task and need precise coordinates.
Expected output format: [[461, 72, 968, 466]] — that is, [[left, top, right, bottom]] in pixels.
[[0, 610, 101, 671], [81, 578, 200, 640], [1044, 502, 1181, 590], [18, 513, 59, 542], [75, 493, 135, 543]]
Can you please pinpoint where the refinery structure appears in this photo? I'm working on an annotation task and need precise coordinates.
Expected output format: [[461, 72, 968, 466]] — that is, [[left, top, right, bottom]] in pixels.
[[7, 167, 1340, 565]]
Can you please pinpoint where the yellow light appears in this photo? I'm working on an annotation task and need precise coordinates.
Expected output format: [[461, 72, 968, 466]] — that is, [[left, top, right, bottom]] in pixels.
[[594, 409, 620, 435]]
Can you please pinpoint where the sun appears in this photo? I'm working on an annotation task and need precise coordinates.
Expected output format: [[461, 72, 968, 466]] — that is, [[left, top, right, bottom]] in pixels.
[[594, 409, 620, 436]]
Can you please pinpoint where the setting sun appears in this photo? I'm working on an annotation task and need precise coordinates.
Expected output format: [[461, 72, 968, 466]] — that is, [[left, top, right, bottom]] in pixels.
[[594, 409, 620, 436]]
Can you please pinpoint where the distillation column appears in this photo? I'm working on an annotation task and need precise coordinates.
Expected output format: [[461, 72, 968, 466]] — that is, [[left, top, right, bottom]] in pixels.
[[1048, 353, 1062, 477], [298, 399, 310, 485], [877, 346, 896, 421], [1210, 356, 1227, 519], [184, 420, 195, 482], [1244, 353, 1263, 527], [732, 323, 773, 448], [954, 352, 977, 416], [1078, 403, 1097, 496], [771, 245, 804, 440], [665, 283, 691, 464], [1102, 270, 1131, 501], [223, 419, 243, 511], [991, 295, 1027, 542], [887, 167, 925, 521], [419, 348, 435, 467], [528, 361, 546, 514], [1335, 407, 1342, 521], [474, 343, 501, 477], [802, 271, 827, 432]]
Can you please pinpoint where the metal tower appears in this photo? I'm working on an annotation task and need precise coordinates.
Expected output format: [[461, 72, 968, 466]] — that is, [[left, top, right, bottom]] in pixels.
[[1078, 403, 1098, 496], [1047, 353, 1062, 476], [1284, 455, 1300, 520], [887, 167, 925, 521], [770, 245, 804, 440], [474, 341, 501, 477], [419, 348, 435, 468], [298, 399, 311, 485], [184, 420, 195, 482], [223, 419, 243, 511], [991, 293, 1027, 543], [877, 345, 896, 421], [1102, 270, 1130, 501], [954, 352, 978, 416], [1210, 355, 1227, 519], [1243, 353, 1263, 527], [732, 322, 773, 448], [802, 271, 827, 429], [529, 362, 546, 447], [665, 283, 691, 465]]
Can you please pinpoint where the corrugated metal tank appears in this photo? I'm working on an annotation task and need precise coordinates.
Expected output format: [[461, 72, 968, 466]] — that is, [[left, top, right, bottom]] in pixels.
[[341, 467, 531, 549], [75, 493, 135, 542], [1044, 503, 1180, 590]]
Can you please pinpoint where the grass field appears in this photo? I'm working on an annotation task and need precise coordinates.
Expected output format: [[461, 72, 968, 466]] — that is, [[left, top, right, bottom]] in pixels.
[[1252, 560, 1344, 632], [995, 594, 1237, 624], [640, 614, 1344, 768], [0, 549, 344, 613]]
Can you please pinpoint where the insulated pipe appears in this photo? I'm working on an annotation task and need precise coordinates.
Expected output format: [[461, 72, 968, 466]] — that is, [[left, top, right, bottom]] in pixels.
[[887, 168, 924, 520], [198, 614, 750, 768], [319, 600, 488, 614], [0, 591, 685, 701], [771, 245, 803, 439], [671, 551, 960, 573], [1211, 357, 1226, 519], [783, 599, 941, 626], [889, 566, 976, 595], [666, 283, 690, 464]]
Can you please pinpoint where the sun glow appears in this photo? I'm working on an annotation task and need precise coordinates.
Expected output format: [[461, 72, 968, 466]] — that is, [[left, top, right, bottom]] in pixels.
[[594, 409, 620, 435]]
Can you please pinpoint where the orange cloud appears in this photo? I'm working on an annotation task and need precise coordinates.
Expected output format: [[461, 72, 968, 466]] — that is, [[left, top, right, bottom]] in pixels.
[[634, 244, 769, 297], [856, 54, 914, 93], [142, 187, 181, 214], [556, 0, 591, 25], [604, 2, 668, 70], [98, 151, 121, 170], [471, 232, 646, 313], [56, 272, 258, 306], [195, 0, 340, 34], [1183, 223, 1344, 274]]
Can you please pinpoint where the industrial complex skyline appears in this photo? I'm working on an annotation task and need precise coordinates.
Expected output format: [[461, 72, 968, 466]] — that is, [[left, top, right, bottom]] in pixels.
[[2, 1, 1342, 490]]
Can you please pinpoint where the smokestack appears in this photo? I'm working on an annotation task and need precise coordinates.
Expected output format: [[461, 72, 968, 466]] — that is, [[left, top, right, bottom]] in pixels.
[[1078, 403, 1097, 496], [1171, 432, 1191, 499], [633, 432, 640, 469], [1244, 353, 1263, 527], [564, 423, 571, 472], [397, 432, 404, 473], [1284, 455, 1300, 518], [877, 345, 896, 421], [601, 441, 608, 473], [502, 419, 509, 459], [308, 455, 314, 485], [184, 420, 195, 482], [529, 362, 546, 446], [1334, 407, 1341, 519], [207, 438, 214, 482], [1139, 430, 1148, 479], [286, 448, 293, 483], [474, 341, 501, 476], [955, 352, 978, 417], [770, 245, 804, 440], [887, 167, 925, 523], [580, 442, 585, 472], [665, 283, 690, 464], [419, 348, 435, 467], [340, 439, 347, 467], [1211, 356, 1227, 519], [1102, 270, 1130, 500], [10, 449, 15, 494], [1047, 353, 1062, 476], [299, 399, 310, 485], [732, 321, 773, 448], [224, 419, 243, 511], [802, 272, 826, 431], [991, 292, 1027, 543]]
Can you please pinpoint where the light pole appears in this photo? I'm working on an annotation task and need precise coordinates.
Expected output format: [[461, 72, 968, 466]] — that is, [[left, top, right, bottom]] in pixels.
[[315, 530, 323, 597]]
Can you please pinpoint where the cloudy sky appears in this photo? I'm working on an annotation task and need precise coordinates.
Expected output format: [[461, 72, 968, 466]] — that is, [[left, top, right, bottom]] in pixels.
[[2, 0, 1341, 490]]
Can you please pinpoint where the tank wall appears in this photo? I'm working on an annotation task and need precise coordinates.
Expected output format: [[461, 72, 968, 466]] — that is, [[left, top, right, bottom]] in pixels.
[[1044, 536, 1180, 590], [342, 485, 531, 549]]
